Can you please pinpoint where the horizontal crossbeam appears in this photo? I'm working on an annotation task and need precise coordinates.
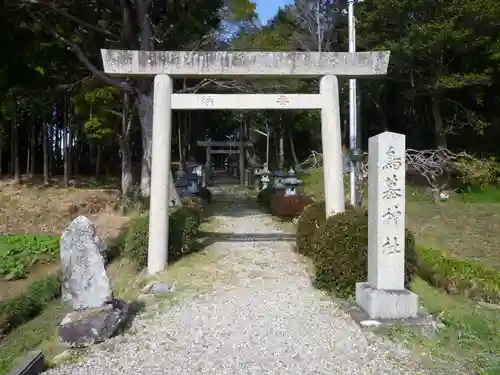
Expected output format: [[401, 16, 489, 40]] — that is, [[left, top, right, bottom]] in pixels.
[[209, 149, 240, 154], [101, 50, 390, 77], [171, 94, 323, 110], [197, 141, 252, 147]]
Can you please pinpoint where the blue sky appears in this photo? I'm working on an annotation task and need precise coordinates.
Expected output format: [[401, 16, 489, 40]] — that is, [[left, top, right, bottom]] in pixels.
[[255, 0, 292, 24]]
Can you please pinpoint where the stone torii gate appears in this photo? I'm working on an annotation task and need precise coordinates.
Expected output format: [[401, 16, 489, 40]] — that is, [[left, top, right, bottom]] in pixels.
[[197, 140, 253, 185], [101, 50, 390, 275]]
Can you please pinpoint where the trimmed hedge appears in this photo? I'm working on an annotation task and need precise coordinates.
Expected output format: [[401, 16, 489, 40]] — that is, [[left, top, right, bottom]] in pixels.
[[0, 273, 61, 338], [296, 201, 326, 257], [256, 186, 278, 208], [269, 194, 313, 218], [196, 187, 213, 204], [310, 206, 418, 299], [295, 199, 500, 303], [417, 245, 500, 303], [123, 197, 205, 269]]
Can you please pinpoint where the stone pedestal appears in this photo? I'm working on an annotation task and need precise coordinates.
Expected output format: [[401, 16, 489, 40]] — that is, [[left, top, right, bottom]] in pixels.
[[59, 300, 129, 347], [356, 131, 418, 319], [355, 282, 418, 319]]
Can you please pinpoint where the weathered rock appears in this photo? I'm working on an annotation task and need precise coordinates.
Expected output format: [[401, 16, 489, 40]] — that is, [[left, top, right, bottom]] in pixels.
[[60, 215, 112, 310], [149, 281, 175, 294], [59, 300, 129, 347]]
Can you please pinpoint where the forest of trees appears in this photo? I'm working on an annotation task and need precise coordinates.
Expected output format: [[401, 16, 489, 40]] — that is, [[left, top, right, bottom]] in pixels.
[[1, 0, 500, 196]]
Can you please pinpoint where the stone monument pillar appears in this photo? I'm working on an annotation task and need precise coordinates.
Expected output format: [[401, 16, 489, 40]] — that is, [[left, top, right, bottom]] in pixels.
[[355, 131, 419, 319]]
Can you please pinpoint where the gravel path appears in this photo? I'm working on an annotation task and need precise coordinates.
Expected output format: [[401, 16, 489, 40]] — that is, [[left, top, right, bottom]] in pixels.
[[45, 187, 421, 375]]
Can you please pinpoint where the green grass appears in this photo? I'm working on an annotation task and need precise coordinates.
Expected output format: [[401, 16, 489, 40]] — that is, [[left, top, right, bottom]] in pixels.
[[460, 188, 500, 203], [300, 167, 500, 270], [0, 236, 60, 280], [0, 300, 66, 375], [393, 278, 500, 374]]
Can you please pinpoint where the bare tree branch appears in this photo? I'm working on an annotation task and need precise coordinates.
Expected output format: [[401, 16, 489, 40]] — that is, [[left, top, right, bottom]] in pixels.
[[29, 11, 132, 92], [20, 0, 120, 41], [301, 148, 478, 203]]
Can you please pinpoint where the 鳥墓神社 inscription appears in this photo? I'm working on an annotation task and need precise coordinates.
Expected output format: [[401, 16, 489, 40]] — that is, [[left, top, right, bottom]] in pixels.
[[381, 146, 403, 170], [381, 174, 402, 199], [382, 236, 402, 255], [381, 205, 402, 226]]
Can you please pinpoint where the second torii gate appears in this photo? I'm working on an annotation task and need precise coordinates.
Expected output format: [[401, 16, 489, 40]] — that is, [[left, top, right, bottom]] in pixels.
[[197, 140, 253, 185]]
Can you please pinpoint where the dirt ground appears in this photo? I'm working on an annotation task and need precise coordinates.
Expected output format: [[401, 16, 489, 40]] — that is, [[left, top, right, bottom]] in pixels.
[[0, 176, 128, 236], [0, 176, 131, 300]]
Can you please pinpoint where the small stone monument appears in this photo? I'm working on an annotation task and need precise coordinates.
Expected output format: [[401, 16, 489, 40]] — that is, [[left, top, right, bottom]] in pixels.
[[59, 216, 128, 346], [355, 131, 419, 319], [60, 216, 111, 309]]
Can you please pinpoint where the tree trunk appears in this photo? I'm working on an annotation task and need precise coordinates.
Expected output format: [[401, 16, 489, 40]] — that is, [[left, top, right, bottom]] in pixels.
[[121, 91, 134, 196], [12, 116, 20, 184], [63, 103, 69, 187], [432, 90, 447, 149], [177, 112, 183, 164], [95, 144, 101, 178], [26, 128, 31, 175], [48, 123, 52, 177], [278, 126, 284, 169], [73, 136, 80, 176], [55, 120, 60, 172], [9, 124, 14, 175], [184, 112, 191, 164], [0, 138, 3, 176], [30, 120, 36, 176], [137, 92, 153, 196], [288, 131, 300, 169], [42, 118, 49, 185], [67, 122, 72, 181], [136, 92, 180, 205]]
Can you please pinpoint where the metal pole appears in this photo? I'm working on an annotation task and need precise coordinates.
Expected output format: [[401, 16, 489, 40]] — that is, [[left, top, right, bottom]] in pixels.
[[348, 0, 357, 206]]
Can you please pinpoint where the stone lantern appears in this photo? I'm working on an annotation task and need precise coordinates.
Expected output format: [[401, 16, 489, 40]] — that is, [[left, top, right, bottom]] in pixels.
[[186, 172, 200, 195], [260, 173, 271, 190], [273, 170, 287, 191], [175, 168, 189, 197], [281, 168, 302, 196]]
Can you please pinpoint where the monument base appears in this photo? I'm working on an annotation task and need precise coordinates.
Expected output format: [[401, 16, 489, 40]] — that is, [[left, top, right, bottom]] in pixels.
[[355, 282, 419, 319], [59, 300, 129, 347]]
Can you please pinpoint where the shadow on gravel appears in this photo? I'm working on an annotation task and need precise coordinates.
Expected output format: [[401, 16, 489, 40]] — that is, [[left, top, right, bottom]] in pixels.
[[120, 300, 146, 334], [198, 231, 296, 246]]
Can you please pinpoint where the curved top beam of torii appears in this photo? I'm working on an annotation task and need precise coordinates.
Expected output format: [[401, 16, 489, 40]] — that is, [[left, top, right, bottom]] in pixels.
[[100, 49, 390, 77]]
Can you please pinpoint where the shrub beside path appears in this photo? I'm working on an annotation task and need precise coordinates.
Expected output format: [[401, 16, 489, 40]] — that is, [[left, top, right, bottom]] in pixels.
[[44, 186, 422, 375]]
